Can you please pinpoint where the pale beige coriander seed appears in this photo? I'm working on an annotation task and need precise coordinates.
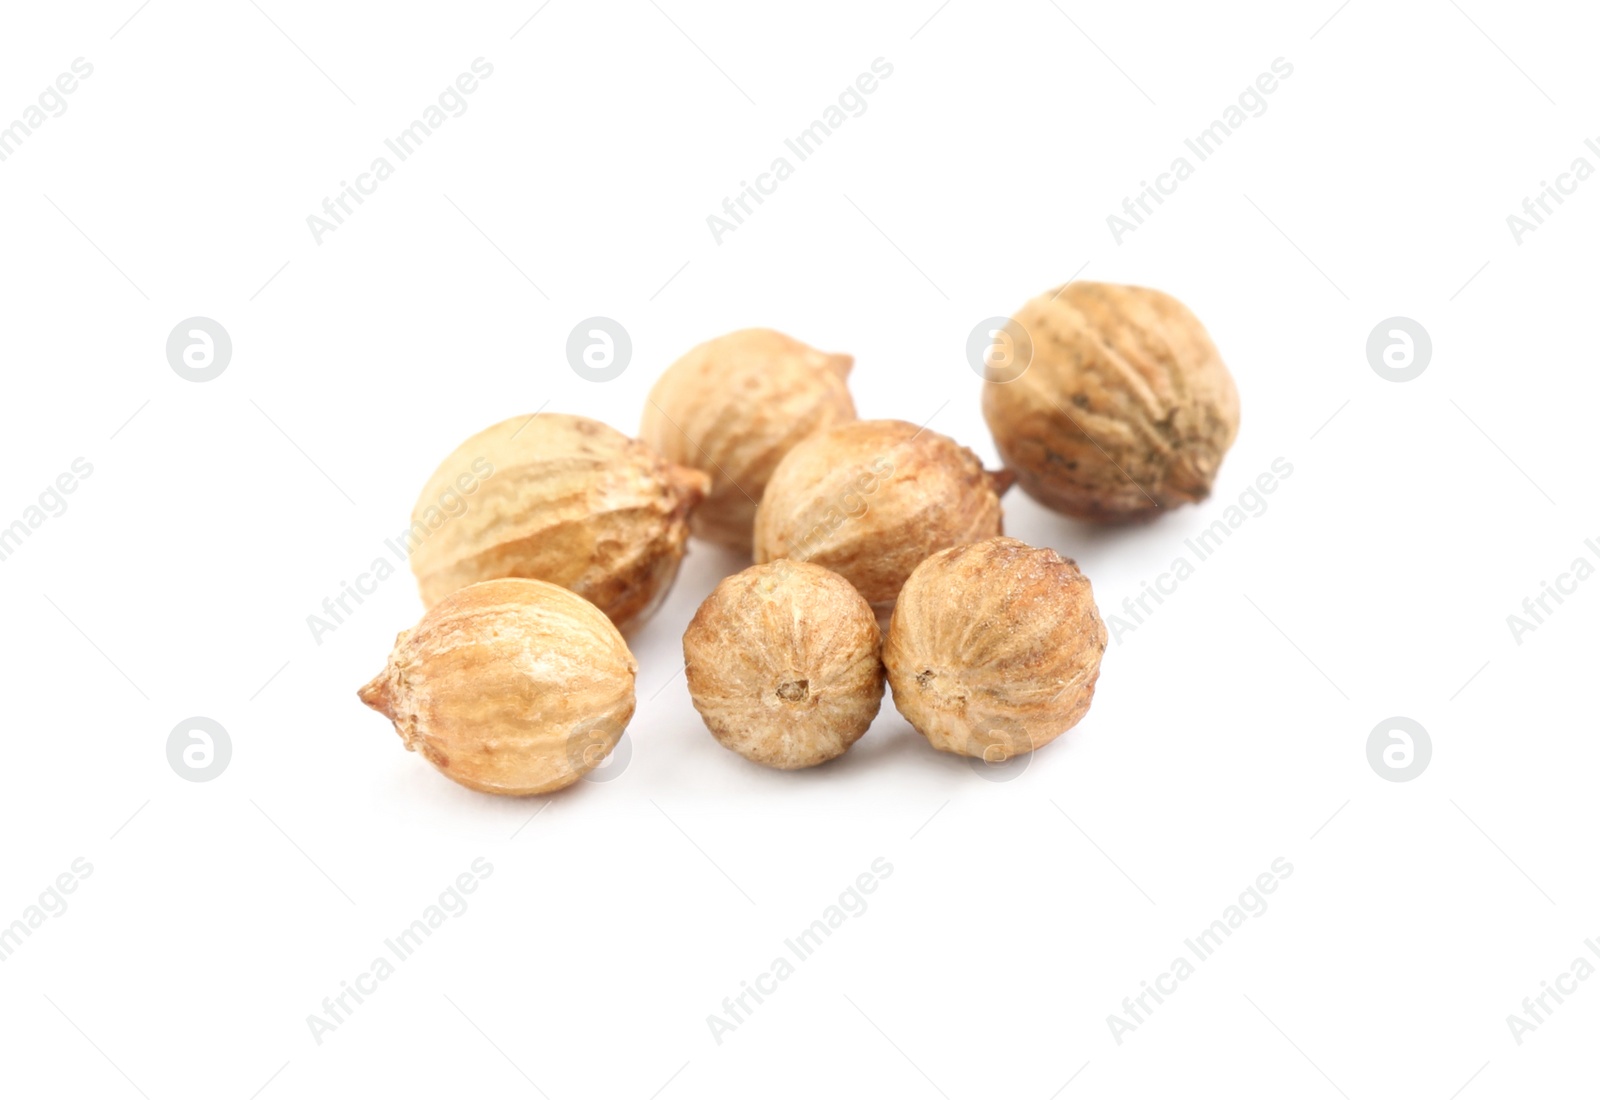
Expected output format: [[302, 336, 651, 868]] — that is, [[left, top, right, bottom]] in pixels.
[[359, 578, 637, 796], [641, 328, 857, 553], [683, 559, 884, 769], [752, 418, 1013, 618], [408, 412, 710, 633], [884, 537, 1107, 761]]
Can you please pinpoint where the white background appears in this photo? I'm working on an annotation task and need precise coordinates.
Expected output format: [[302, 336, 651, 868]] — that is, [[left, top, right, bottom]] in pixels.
[[1, 1, 1595, 1097]]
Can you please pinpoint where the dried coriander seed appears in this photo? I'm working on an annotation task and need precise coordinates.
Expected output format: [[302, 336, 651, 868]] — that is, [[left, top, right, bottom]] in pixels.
[[884, 537, 1107, 761], [752, 419, 1013, 618], [641, 328, 857, 552], [983, 281, 1239, 522], [408, 413, 710, 633], [683, 559, 884, 769], [359, 578, 637, 795]]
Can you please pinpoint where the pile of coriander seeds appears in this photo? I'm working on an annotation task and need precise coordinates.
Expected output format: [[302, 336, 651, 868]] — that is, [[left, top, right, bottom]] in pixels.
[[359, 281, 1240, 794]]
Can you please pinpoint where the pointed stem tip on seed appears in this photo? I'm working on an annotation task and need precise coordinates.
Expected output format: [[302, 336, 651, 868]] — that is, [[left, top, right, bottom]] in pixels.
[[669, 464, 713, 507], [988, 468, 1018, 497], [824, 353, 854, 379], [358, 671, 395, 719]]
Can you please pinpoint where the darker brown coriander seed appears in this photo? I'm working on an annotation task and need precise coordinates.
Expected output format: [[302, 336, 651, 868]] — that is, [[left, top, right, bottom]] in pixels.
[[982, 281, 1240, 522]]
